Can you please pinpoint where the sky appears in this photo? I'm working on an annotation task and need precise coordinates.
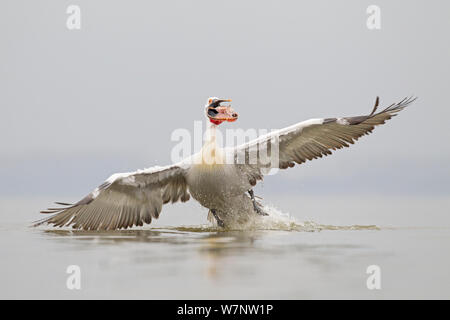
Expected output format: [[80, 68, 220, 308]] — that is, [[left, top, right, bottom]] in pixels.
[[1, 0, 449, 197]]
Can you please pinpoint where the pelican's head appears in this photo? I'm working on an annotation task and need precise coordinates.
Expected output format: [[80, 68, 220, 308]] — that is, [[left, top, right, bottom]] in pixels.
[[205, 97, 238, 125]]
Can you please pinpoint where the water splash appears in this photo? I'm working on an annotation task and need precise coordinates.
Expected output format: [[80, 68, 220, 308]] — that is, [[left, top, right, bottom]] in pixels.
[[171, 204, 379, 232]]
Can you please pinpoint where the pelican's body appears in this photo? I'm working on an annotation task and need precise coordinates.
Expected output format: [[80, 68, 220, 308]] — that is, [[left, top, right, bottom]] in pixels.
[[187, 164, 251, 209], [36, 96, 416, 230], [185, 122, 257, 226]]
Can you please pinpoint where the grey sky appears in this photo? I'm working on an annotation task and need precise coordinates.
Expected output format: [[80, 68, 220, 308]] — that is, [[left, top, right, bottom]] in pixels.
[[1, 0, 449, 196]]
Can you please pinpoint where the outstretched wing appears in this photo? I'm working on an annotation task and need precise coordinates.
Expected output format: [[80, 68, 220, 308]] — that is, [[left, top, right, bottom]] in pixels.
[[229, 96, 416, 185], [35, 164, 190, 230]]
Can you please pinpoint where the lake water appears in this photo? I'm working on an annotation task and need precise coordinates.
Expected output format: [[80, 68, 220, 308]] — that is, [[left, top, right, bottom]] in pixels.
[[1, 194, 449, 299]]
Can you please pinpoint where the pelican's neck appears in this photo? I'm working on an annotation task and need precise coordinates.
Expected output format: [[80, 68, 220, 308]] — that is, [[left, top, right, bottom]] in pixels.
[[204, 122, 217, 147], [205, 122, 217, 144], [200, 122, 222, 165]]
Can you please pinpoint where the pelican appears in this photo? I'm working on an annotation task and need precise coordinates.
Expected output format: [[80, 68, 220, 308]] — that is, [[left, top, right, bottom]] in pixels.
[[36, 96, 416, 230]]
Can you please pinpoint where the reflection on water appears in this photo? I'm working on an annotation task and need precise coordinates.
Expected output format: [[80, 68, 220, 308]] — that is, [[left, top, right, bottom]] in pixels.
[[31, 204, 384, 296], [3, 196, 450, 299], [41, 228, 268, 282], [41, 224, 371, 282]]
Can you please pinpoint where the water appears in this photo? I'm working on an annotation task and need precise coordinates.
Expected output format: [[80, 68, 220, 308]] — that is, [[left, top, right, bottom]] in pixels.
[[1, 195, 449, 299]]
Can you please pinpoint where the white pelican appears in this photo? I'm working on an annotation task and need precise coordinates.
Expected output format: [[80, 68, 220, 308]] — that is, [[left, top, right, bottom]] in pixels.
[[36, 96, 416, 230]]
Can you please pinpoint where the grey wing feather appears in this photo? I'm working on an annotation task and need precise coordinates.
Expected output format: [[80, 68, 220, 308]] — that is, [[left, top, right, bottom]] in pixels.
[[35, 164, 190, 230], [231, 96, 416, 184]]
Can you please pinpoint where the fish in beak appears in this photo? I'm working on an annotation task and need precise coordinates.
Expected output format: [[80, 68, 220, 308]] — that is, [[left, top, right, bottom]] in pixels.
[[206, 99, 238, 125]]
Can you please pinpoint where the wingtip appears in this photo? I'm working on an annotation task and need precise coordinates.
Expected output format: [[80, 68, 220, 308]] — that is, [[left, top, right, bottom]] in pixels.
[[369, 96, 380, 117], [398, 95, 418, 108], [31, 217, 49, 227], [54, 201, 73, 206], [381, 95, 417, 114]]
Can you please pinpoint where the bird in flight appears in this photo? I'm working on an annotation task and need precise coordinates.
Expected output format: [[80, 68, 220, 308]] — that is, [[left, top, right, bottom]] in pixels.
[[36, 96, 416, 230]]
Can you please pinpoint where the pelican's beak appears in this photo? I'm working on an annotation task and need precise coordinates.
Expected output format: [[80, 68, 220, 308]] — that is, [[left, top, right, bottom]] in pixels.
[[207, 99, 238, 123], [207, 99, 238, 124]]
